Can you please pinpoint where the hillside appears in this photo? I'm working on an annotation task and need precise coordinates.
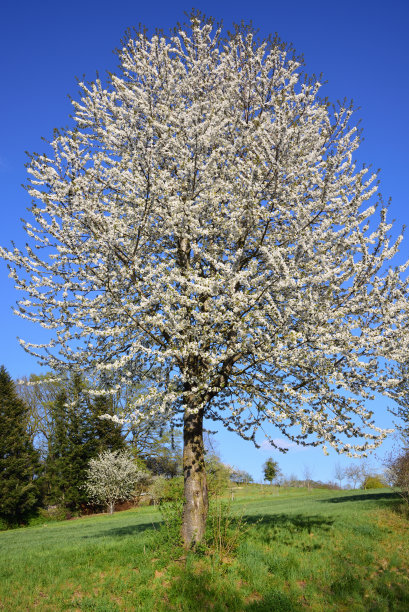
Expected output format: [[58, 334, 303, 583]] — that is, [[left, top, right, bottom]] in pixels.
[[0, 487, 408, 610]]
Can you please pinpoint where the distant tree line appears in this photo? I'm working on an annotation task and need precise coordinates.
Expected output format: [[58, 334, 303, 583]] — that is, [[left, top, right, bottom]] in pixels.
[[0, 365, 186, 526], [0, 365, 251, 527], [2, 360, 400, 528]]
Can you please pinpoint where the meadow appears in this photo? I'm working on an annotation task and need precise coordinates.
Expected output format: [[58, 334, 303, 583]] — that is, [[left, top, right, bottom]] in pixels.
[[0, 486, 408, 611]]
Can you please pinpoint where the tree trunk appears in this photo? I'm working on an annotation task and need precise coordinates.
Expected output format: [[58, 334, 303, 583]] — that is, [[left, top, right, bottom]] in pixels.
[[181, 407, 208, 548]]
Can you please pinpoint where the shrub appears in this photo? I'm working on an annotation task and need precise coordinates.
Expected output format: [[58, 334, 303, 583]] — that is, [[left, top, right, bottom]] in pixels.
[[205, 454, 232, 497], [386, 447, 409, 503], [154, 495, 248, 559], [149, 475, 184, 504], [362, 475, 387, 489], [39, 506, 73, 522], [202, 499, 249, 558]]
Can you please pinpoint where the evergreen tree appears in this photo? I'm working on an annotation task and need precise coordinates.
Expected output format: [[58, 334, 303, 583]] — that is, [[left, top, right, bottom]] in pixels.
[[0, 365, 40, 526], [140, 426, 182, 478], [45, 375, 94, 511], [45, 389, 71, 509], [45, 375, 126, 512]]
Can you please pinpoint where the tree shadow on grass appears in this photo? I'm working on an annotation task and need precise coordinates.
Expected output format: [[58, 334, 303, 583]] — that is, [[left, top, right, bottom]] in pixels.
[[242, 513, 334, 551], [321, 491, 400, 505], [84, 513, 333, 541], [244, 512, 334, 532], [165, 563, 301, 612], [83, 521, 159, 538]]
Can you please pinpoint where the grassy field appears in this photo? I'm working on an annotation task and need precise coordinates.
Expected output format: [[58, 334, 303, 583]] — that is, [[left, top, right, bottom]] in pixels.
[[1, 487, 408, 611]]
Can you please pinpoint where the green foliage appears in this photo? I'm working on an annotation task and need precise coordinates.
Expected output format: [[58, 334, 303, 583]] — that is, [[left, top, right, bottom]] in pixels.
[[155, 499, 184, 551], [138, 426, 182, 478], [155, 494, 247, 560], [0, 366, 41, 527], [150, 475, 184, 504], [90, 394, 126, 454], [44, 374, 127, 512], [205, 452, 232, 497], [363, 475, 387, 489], [263, 457, 281, 485], [45, 384, 90, 511], [201, 499, 249, 558], [387, 447, 409, 503], [38, 505, 71, 522]]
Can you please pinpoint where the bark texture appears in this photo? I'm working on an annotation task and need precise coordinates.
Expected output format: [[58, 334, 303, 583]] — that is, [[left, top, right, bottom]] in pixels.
[[181, 408, 208, 548]]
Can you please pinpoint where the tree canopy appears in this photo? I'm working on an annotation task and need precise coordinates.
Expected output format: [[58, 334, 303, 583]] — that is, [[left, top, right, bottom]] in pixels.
[[84, 450, 149, 514], [2, 12, 408, 544], [263, 458, 280, 485]]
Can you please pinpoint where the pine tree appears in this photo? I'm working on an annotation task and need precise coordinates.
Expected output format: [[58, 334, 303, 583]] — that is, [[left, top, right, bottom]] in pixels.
[[45, 375, 126, 512], [45, 389, 70, 508], [46, 375, 94, 511], [0, 365, 40, 526]]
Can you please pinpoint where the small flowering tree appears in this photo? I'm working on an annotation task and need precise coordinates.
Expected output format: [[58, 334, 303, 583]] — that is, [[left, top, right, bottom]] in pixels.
[[84, 450, 150, 514], [1, 13, 409, 546]]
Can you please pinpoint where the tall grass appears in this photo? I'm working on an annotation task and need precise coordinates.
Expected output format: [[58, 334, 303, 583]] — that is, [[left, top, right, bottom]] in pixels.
[[0, 488, 408, 610]]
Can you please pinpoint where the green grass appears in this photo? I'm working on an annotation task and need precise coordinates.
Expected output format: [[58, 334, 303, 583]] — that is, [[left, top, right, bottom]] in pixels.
[[1, 488, 409, 610]]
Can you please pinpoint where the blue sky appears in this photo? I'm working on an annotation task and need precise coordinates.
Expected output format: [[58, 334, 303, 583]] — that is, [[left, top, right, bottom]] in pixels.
[[1, 0, 408, 483]]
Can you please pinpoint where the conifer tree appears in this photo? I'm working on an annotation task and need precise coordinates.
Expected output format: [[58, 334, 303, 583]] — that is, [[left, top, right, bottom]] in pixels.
[[45, 389, 70, 508], [0, 366, 40, 526], [45, 375, 126, 511], [46, 376, 94, 510]]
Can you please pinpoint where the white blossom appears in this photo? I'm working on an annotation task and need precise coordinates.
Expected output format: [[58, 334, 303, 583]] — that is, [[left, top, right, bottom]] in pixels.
[[1, 16, 408, 456], [83, 450, 150, 514]]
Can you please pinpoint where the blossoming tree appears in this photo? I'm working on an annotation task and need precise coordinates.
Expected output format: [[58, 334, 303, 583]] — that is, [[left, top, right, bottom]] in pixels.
[[2, 14, 409, 546], [84, 450, 150, 514]]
